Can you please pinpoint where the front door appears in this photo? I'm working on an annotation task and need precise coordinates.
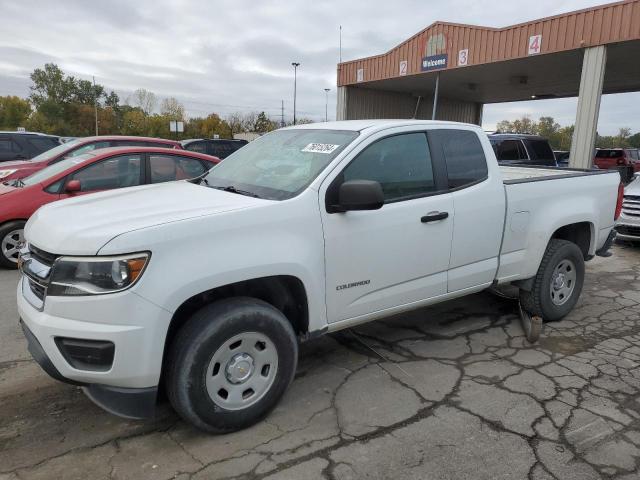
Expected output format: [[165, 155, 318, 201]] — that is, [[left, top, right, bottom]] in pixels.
[[321, 130, 454, 323]]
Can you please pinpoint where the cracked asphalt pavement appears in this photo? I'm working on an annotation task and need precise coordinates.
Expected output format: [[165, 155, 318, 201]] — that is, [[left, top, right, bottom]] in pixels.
[[2, 244, 640, 479]]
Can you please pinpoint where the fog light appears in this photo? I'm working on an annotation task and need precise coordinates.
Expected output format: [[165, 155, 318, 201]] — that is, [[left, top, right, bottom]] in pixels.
[[55, 337, 115, 371]]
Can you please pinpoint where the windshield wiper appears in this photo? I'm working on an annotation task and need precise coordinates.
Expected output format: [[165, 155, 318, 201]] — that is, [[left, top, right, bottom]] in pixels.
[[211, 185, 261, 198], [12, 178, 25, 188]]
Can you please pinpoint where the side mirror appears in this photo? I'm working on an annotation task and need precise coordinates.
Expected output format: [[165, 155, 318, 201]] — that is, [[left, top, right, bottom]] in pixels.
[[635, 172, 640, 179], [336, 180, 384, 212], [65, 179, 81, 193]]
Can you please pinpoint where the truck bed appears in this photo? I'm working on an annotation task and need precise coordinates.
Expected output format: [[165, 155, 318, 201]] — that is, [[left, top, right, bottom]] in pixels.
[[500, 165, 616, 184]]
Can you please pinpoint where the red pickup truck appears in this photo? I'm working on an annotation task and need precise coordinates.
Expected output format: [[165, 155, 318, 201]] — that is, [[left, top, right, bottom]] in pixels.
[[0, 136, 182, 182]]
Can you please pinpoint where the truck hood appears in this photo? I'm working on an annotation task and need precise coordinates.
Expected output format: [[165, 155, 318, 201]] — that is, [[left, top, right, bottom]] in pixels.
[[26, 181, 267, 255]]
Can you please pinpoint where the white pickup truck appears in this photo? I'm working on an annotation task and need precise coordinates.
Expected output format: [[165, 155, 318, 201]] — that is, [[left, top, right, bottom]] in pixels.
[[17, 120, 623, 433]]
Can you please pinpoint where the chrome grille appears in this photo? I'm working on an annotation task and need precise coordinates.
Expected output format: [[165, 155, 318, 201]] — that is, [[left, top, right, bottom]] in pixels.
[[617, 225, 640, 237], [622, 195, 640, 217], [19, 245, 57, 308]]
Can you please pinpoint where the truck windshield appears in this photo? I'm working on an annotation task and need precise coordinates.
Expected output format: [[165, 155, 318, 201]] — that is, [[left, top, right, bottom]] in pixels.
[[203, 129, 359, 200]]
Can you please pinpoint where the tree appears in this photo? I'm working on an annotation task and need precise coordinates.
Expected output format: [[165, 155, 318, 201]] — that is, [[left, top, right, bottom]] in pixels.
[[29, 63, 76, 110], [160, 97, 185, 120], [226, 112, 245, 136], [73, 79, 105, 105], [131, 88, 157, 116], [0, 96, 31, 129], [254, 111, 277, 134]]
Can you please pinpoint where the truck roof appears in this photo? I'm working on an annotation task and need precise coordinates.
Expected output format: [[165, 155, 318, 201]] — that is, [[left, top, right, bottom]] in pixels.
[[283, 119, 479, 133]]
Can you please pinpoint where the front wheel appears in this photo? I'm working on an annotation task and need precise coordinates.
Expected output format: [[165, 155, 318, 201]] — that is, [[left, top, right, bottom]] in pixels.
[[165, 297, 298, 433], [0, 221, 26, 269], [520, 239, 585, 322]]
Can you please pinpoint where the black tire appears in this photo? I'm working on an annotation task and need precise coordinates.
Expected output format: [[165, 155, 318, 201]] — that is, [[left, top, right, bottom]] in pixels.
[[165, 297, 298, 433], [0, 221, 26, 269], [520, 239, 585, 322]]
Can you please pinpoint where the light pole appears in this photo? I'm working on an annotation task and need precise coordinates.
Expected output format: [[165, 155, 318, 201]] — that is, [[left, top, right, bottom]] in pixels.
[[324, 88, 330, 122], [292, 62, 300, 125]]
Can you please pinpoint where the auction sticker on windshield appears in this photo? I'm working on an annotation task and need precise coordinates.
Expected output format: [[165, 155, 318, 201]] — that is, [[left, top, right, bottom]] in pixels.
[[301, 143, 340, 154]]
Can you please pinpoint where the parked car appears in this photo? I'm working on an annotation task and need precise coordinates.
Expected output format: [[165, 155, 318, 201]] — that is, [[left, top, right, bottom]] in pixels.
[[594, 148, 640, 183], [554, 150, 570, 167], [616, 172, 640, 242], [488, 133, 557, 167], [0, 147, 219, 267], [182, 138, 248, 159], [17, 120, 621, 432], [0, 136, 182, 182], [0, 131, 60, 163]]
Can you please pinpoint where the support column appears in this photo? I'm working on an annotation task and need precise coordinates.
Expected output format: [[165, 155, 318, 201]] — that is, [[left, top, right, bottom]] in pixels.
[[570, 46, 606, 169], [336, 86, 348, 121]]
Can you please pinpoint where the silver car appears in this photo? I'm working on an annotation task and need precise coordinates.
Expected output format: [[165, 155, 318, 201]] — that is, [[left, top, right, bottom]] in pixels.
[[617, 173, 640, 241]]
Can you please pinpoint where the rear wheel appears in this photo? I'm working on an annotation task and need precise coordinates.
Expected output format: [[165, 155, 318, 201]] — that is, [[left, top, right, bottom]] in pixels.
[[520, 239, 585, 322], [165, 297, 298, 433], [0, 221, 26, 269]]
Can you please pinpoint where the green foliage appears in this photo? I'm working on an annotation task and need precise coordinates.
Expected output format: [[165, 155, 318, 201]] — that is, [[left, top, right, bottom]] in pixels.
[[0, 96, 31, 129]]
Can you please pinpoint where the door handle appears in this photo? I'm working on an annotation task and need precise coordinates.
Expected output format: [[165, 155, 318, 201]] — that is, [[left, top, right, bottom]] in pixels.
[[421, 211, 449, 223]]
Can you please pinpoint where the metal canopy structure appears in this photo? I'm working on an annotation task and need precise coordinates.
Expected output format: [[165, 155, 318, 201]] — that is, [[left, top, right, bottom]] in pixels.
[[336, 0, 640, 167]]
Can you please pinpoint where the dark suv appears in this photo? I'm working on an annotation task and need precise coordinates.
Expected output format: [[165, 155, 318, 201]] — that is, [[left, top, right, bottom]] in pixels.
[[182, 138, 248, 159], [488, 134, 557, 167], [0, 132, 60, 162]]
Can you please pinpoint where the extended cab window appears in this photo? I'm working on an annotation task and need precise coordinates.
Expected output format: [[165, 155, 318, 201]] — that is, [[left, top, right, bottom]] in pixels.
[[342, 133, 435, 201], [433, 130, 488, 189]]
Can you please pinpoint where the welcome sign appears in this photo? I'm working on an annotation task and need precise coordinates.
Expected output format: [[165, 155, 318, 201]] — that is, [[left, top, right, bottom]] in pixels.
[[422, 53, 448, 72]]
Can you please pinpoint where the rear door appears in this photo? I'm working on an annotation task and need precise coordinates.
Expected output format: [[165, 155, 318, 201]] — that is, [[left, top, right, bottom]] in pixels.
[[430, 129, 506, 292], [321, 129, 454, 323]]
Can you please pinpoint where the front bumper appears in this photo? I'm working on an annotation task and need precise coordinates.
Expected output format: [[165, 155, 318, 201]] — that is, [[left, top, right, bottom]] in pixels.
[[17, 275, 173, 418], [20, 319, 157, 418], [616, 216, 640, 241]]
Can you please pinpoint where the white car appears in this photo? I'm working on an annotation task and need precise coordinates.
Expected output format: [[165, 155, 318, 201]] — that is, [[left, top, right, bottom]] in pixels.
[[616, 172, 640, 241], [17, 120, 622, 433]]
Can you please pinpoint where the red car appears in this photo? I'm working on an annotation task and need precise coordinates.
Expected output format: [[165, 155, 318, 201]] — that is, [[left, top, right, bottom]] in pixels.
[[594, 148, 640, 182], [0, 136, 182, 182], [0, 147, 219, 267]]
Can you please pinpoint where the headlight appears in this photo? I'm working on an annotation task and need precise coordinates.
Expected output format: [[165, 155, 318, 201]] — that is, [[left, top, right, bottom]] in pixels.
[[48, 253, 150, 296], [0, 169, 17, 179]]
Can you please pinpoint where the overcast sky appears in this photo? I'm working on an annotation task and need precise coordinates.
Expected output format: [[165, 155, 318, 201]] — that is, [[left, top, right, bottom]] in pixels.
[[0, 0, 637, 134]]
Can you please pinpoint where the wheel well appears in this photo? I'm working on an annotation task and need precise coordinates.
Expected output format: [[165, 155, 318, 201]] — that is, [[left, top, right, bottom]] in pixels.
[[162, 275, 309, 374], [551, 222, 592, 259]]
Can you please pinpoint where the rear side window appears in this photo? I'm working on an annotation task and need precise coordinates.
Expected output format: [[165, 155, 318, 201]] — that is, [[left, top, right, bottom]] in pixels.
[[596, 149, 623, 158], [527, 140, 554, 160], [27, 137, 59, 152], [432, 130, 488, 189], [184, 141, 208, 154], [0, 137, 19, 152], [209, 141, 246, 159], [493, 139, 527, 161]]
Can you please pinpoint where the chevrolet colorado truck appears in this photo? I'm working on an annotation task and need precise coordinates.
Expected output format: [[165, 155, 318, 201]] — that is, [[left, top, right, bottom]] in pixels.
[[17, 120, 623, 433]]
